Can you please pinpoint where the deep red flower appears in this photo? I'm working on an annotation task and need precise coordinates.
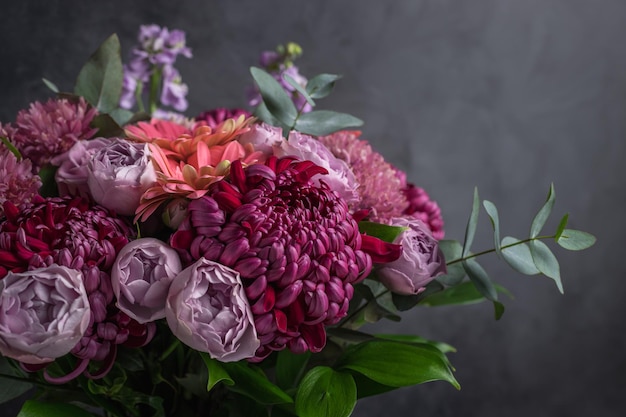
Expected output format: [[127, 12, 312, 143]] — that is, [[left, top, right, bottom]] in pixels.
[[171, 157, 372, 360]]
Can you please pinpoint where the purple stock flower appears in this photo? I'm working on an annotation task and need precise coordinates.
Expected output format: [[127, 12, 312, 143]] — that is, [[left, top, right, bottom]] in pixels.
[[238, 123, 360, 205], [112, 238, 182, 324], [160, 65, 189, 112], [0, 265, 91, 365], [377, 217, 447, 295], [87, 138, 157, 216], [136, 24, 192, 66], [165, 257, 260, 362], [170, 158, 371, 360], [51, 137, 109, 198]]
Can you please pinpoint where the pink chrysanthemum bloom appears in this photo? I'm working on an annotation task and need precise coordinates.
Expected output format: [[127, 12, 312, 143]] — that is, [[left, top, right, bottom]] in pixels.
[[0, 145, 41, 218], [195, 108, 252, 129], [130, 116, 265, 221], [319, 130, 408, 221], [10, 98, 98, 168], [170, 157, 372, 360], [0, 196, 155, 383]]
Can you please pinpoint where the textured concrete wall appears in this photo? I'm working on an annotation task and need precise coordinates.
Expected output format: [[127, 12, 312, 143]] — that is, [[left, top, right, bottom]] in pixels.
[[1, 0, 625, 415]]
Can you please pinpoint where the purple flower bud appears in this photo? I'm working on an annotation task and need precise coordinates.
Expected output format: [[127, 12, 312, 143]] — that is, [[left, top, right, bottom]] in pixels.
[[165, 258, 260, 362], [377, 217, 447, 295], [111, 238, 182, 323], [160, 65, 189, 112], [0, 265, 90, 364], [87, 139, 157, 216]]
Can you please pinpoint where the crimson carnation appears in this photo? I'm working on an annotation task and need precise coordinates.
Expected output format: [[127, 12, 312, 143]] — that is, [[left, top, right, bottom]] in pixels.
[[319, 130, 408, 222], [10, 97, 98, 168], [171, 157, 372, 360], [0, 196, 154, 382]]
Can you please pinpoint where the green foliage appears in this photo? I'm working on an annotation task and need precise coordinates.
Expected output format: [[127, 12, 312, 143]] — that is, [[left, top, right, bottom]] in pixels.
[[530, 183, 555, 238], [557, 229, 597, 251], [250, 66, 297, 128], [42, 78, 60, 93], [74, 34, 123, 113], [462, 187, 480, 258], [201, 354, 234, 392], [295, 367, 356, 417], [38, 164, 59, 197], [18, 400, 95, 417], [0, 357, 33, 405], [275, 350, 312, 390], [500, 237, 540, 275], [219, 361, 293, 405], [306, 74, 342, 99], [283, 73, 315, 107], [530, 240, 563, 293], [357, 221, 407, 243], [482, 200, 501, 255], [420, 281, 510, 307], [294, 110, 363, 137], [0, 136, 22, 160]]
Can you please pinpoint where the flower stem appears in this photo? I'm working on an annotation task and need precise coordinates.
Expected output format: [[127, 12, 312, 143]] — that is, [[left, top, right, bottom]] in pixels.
[[338, 288, 390, 329], [446, 234, 555, 266], [148, 68, 162, 116]]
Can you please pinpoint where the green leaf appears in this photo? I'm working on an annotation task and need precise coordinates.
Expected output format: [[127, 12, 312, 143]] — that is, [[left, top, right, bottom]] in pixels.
[[18, 400, 95, 417], [554, 213, 569, 241], [295, 367, 356, 417], [38, 164, 59, 198], [0, 136, 22, 160], [438, 240, 465, 286], [74, 34, 123, 113], [530, 240, 563, 293], [421, 280, 488, 306], [91, 113, 122, 137], [530, 183, 555, 238], [253, 101, 287, 130], [108, 108, 136, 127], [276, 350, 312, 390], [283, 73, 315, 108], [327, 328, 375, 344], [250, 67, 298, 127], [462, 188, 480, 257], [391, 280, 445, 311], [358, 221, 407, 243], [557, 229, 597, 251], [42, 78, 59, 93], [338, 340, 459, 389], [0, 357, 32, 405], [306, 74, 342, 99], [222, 361, 293, 404], [374, 334, 456, 354], [294, 110, 363, 136], [463, 259, 498, 301], [351, 373, 396, 399], [500, 236, 540, 275], [482, 200, 501, 255], [493, 301, 505, 320], [201, 353, 234, 392]]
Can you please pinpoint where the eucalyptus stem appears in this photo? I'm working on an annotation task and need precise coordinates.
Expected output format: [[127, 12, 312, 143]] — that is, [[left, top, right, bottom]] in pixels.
[[338, 288, 390, 329], [148, 68, 162, 115], [287, 98, 312, 134], [134, 82, 145, 114], [446, 234, 555, 266]]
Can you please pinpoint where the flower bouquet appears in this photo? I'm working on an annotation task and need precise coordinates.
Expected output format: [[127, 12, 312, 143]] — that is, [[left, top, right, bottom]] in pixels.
[[0, 25, 595, 417]]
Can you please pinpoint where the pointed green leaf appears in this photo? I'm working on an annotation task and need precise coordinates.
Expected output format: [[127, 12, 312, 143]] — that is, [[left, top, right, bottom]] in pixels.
[[0, 357, 33, 405], [463, 259, 498, 301], [306, 73, 342, 99], [557, 229, 596, 251], [438, 240, 465, 285], [0, 136, 22, 160], [38, 164, 59, 197], [337, 340, 459, 390], [200, 353, 234, 392], [91, 113, 122, 137], [221, 361, 293, 404], [500, 236, 540, 275], [530, 184, 555, 238], [250, 67, 298, 127], [482, 200, 501, 255], [358, 221, 407, 243], [108, 108, 135, 127], [283, 73, 315, 107], [530, 240, 563, 293], [294, 110, 363, 136], [392, 280, 445, 311], [276, 350, 312, 390], [75, 34, 123, 113], [295, 367, 356, 417], [42, 78, 59, 93], [421, 281, 487, 306], [374, 334, 456, 354], [462, 188, 480, 257], [253, 101, 287, 130], [18, 400, 95, 417], [493, 301, 505, 320], [554, 213, 569, 241]]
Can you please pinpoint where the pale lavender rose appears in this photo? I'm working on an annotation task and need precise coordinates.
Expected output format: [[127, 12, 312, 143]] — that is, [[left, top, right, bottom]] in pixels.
[[111, 238, 182, 323], [377, 217, 447, 295], [87, 138, 157, 216], [52, 137, 109, 198], [238, 123, 359, 205], [165, 257, 260, 362], [0, 265, 90, 364]]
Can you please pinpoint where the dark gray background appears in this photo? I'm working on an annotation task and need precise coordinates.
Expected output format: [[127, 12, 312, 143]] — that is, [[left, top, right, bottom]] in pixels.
[[1, 0, 625, 416]]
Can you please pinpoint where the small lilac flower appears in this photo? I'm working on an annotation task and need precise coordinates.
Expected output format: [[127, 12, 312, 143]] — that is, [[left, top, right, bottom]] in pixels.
[[52, 137, 109, 198], [238, 123, 360, 205], [0, 265, 91, 364], [160, 65, 188, 112], [111, 238, 182, 323], [87, 138, 157, 216], [165, 257, 260, 362], [377, 217, 447, 295]]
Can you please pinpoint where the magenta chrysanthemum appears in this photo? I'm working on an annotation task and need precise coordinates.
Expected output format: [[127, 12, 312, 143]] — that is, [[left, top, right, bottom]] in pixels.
[[0, 145, 41, 218], [170, 157, 371, 360], [402, 184, 445, 240], [10, 98, 98, 168], [0, 197, 154, 382], [319, 130, 408, 221]]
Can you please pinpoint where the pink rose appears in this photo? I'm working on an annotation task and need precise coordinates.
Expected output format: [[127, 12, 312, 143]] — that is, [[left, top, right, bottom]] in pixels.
[[238, 123, 360, 204], [165, 258, 260, 362], [111, 238, 182, 323], [0, 265, 90, 364], [377, 217, 447, 295], [87, 138, 157, 216], [52, 137, 109, 198]]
